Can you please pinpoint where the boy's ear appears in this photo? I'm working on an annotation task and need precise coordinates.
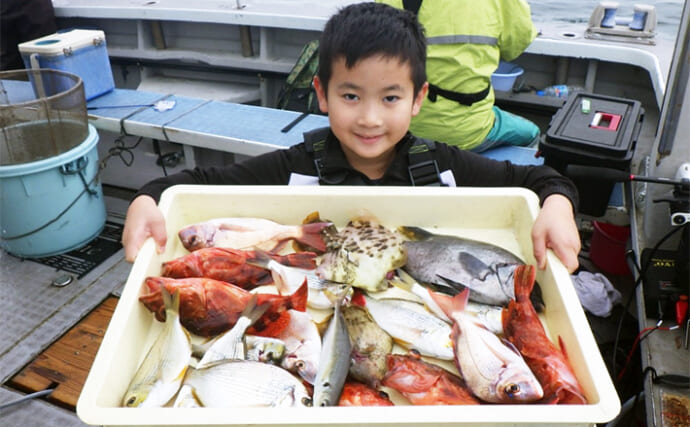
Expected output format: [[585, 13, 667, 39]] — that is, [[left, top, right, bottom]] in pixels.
[[313, 76, 329, 114], [412, 82, 429, 117]]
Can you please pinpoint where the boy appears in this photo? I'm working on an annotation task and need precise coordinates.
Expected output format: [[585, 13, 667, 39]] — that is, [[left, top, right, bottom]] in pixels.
[[122, 3, 581, 272]]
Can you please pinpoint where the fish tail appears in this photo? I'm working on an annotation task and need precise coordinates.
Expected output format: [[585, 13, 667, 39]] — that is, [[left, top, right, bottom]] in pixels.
[[241, 294, 271, 325], [296, 222, 331, 253], [514, 265, 536, 302], [244, 249, 274, 269], [288, 281, 309, 312], [450, 288, 470, 317], [388, 269, 414, 292], [278, 252, 318, 269]]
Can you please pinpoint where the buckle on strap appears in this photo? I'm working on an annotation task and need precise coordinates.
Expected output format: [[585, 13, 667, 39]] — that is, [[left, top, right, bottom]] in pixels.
[[408, 160, 444, 186]]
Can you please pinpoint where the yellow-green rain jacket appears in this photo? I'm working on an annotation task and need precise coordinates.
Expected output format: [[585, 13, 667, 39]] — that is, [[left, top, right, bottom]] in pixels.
[[379, 0, 537, 149]]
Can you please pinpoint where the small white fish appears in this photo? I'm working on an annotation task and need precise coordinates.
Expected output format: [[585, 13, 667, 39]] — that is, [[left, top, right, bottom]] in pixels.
[[196, 295, 268, 369], [122, 288, 192, 408], [277, 310, 322, 384], [171, 384, 202, 408], [184, 360, 312, 408], [313, 293, 351, 406], [245, 336, 286, 364], [357, 293, 454, 360]]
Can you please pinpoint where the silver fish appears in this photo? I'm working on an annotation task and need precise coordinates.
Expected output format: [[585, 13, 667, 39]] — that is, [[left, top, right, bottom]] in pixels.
[[342, 304, 393, 387], [359, 293, 454, 360], [399, 226, 543, 309], [184, 360, 312, 408], [277, 309, 322, 384], [447, 289, 543, 403], [316, 218, 407, 292], [122, 288, 192, 408], [178, 217, 331, 252], [390, 269, 504, 335], [196, 294, 268, 369], [171, 384, 202, 408], [313, 295, 351, 406], [245, 335, 286, 364]]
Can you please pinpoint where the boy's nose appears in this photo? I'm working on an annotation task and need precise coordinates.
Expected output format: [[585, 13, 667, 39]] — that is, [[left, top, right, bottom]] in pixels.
[[358, 102, 383, 127]]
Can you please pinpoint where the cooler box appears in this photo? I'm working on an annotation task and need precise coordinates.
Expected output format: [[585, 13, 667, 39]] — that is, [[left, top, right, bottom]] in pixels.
[[539, 92, 643, 217], [77, 186, 621, 427], [19, 29, 115, 100]]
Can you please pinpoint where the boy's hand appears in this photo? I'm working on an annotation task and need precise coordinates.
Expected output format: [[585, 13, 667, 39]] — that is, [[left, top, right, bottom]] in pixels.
[[122, 195, 167, 262], [531, 194, 581, 273]]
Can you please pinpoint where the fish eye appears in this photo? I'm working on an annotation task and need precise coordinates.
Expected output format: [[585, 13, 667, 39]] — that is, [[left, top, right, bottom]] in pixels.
[[505, 383, 521, 397], [125, 396, 137, 407], [319, 399, 330, 407], [296, 360, 305, 369], [303, 397, 313, 407]]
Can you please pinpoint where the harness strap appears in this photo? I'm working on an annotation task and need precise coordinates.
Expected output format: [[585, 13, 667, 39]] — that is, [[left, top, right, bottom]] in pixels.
[[427, 83, 491, 106], [407, 138, 446, 186]]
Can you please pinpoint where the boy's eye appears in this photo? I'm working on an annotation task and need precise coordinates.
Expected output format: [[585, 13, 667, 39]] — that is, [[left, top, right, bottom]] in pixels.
[[343, 93, 359, 101], [383, 95, 399, 103]]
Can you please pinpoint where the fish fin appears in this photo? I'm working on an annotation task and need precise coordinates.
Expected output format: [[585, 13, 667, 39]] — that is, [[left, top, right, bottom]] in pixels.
[[558, 336, 571, 361], [513, 265, 536, 301], [388, 271, 413, 293], [426, 288, 454, 320], [244, 249, 274, 269], [296, 222, 332, 253], [350, 290, 366, 307], [397, 226, 433, 241], [289, 281, 309, 312], [449, 288, 470, 318], [457, 252, 492, 281], [280, 251, 318, 269]]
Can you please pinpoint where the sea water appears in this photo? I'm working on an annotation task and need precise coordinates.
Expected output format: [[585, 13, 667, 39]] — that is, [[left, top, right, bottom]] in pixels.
[[528, 0, 684, 43]]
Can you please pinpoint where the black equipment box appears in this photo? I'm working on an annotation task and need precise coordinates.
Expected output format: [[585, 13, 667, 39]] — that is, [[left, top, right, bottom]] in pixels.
[[539, 92, 643, 216]]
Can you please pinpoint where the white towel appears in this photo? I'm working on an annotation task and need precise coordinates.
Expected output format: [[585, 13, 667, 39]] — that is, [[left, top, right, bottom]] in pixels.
[[571, 271, 622, 317]]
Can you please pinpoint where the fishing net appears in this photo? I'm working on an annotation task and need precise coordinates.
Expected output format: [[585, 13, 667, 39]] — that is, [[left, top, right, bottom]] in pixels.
[[0, 68, 88, 166]]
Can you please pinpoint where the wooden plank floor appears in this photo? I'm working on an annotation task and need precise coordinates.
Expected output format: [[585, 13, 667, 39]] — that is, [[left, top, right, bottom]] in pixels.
[[7, 296, 118, 411]]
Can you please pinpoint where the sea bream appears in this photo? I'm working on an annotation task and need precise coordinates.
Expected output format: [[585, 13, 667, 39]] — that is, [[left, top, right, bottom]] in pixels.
[[122, 288, 192, 408], [502, 265, 587, 404], [399, 226, 544, 309], [441, 288, 543, 403], [178, 217, 331, 253], [316, 217, 407, 292], [183, 360, 312, 408], [276, 309, 322, 385]]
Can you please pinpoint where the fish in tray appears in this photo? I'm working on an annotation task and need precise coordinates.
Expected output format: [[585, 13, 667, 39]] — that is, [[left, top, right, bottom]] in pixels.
[[441, 288, 544, 404], [503, 265, 587, 404], [313, 292, 352, 407], [277, 309, 322, 385], [183, 360, 312, 408], [352, 292, 454, 361], [122, 288, 192, 408], [139, 276, 307, 337], [316, 217, 407, 292], [338, 381, 394, 406], [399, 226, 544, 310], [178, 217, 331, 253], [196, 295, 269, 369], [382, 350, 480, 405], [161, 247, 316, 290], [342, 304, 393, 388], [244, 336, 287, 364]]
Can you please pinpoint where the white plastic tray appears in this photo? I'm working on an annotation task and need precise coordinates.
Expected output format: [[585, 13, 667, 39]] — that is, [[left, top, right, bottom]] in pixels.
[[77, 185, 620, 426]]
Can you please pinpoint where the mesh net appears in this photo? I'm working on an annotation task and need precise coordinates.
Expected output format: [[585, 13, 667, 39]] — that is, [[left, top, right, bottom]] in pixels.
[[0, 69, 88, 166]]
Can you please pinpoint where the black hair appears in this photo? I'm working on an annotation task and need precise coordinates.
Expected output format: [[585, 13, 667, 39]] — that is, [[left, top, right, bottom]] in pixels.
[[318, 2, 427, 97]]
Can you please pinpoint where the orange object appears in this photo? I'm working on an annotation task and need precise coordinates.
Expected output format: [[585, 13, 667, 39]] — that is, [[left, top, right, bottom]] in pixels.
[[676, 295, 689, 326]]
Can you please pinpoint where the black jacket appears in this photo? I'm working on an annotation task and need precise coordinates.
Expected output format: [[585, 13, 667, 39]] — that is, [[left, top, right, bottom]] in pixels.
[[136, 130, 578, 210]]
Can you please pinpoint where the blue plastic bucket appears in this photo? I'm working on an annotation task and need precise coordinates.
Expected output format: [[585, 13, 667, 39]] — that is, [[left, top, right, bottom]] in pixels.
[[491, 61, 524, 92], [0, 124, 106, 258]]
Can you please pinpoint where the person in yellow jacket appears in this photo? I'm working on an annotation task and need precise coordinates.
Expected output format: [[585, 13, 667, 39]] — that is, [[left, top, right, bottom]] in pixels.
[[378, 0, 540, 152]]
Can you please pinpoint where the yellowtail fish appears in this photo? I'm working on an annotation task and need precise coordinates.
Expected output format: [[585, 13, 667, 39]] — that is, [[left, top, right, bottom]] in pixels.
[[351, 292, 454, 361], [196, 295, 268, 369], [122, 288, 192, 408], [183, 360, 312, 407], [178, 217, 331, 253], [313, 293, 351, 406], [316, 217, 407, 292], [444, 288, 543, 403], [342, 304, 393, 388]]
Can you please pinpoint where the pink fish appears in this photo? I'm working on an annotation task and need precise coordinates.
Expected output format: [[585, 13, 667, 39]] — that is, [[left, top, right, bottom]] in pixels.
[[338, 381, 394, 406], [502, 265, 587, 404], [177, 217, 331, 253]]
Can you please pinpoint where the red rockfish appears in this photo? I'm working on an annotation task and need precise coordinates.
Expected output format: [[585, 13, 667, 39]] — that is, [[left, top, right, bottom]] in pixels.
[[502, 265, 587, 404]]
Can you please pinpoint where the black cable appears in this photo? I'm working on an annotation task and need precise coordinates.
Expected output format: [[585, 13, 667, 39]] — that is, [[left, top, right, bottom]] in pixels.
[[611, 224, 687, 379]]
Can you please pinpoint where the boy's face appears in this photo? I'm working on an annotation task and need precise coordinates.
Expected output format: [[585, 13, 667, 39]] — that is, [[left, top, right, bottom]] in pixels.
[[313, 55, 428, 179]]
